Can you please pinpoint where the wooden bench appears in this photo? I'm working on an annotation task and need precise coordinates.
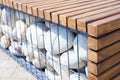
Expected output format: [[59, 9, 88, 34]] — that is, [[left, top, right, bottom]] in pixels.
[[0, 0, 120, 80]]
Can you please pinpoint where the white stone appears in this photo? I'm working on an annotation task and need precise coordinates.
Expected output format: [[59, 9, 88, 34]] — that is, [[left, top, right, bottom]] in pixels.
[[12, 27, 18, 41], [61, 50, 86, 69], [1, 25, 12, 38], [26, 56, 33, 62], [73, 33, 88, 61], [45, 26, 75, 54], [85, 66, 88, 77], [0, 30, 3, 38], [15, 11, 41, 25], [46, 52, 59, 65], [9, 46, 18, 56], [46, 52, 74, 80], [11, 41, 24, 56], [22, 42, 34, 58], [16, 20, 28, 41], [32, 58, 46, 68], [0, 6, 2, 24], [0, 35, 10, 48], [46, 52, 59, 71], [26, 22, 46, 49], [45, 68, 61, 80], [45, 21, 57, 28], [69, 73, 87, 80], [1, 8, 16, 27], [33, 49, 45, 60]]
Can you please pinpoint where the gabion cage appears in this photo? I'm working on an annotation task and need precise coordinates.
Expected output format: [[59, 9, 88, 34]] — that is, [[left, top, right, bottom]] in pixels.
[[0, 5, 89, 80]]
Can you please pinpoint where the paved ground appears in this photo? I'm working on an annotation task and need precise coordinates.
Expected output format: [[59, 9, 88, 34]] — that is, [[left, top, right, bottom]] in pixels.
[[0, 49, 37, 80]]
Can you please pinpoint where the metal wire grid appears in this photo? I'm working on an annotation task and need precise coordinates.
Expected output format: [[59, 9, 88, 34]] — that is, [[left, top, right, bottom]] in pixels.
[[0, 5, 89, 80]]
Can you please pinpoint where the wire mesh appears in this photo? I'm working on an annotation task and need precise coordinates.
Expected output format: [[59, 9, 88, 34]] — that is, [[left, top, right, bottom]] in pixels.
[[0, 5, 89, 80]]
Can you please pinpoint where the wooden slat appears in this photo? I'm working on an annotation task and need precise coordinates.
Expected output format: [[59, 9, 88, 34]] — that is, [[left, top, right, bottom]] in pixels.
[[88, 14, 120, 37], [17, 0, 41, 11], [77, 8, 120, 33], [88, 63, 120, 80], [68, 4, 120, 32], [8, 0, 16, 8], [88, 52, 120, 75], [2, 0, 6, 5], [88, 41, 120, 63], [44, 0, 96, 20], [112, 75, 120, 80], [51, 0, 118, 24], [0, 0, 3, 4], [23, 0, 64, 13], [37, 0, 84, 18], [88, 30, 120, 50], [59, 0, 116, 27], [27, 0, 78, 15], [13, 0, 37, 9]]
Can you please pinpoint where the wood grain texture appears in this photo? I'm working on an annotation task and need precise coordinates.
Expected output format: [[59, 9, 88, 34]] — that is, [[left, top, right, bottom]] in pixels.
[[68, 4, 120, 32], [0, 0, 3, 4], [51, 0, 107, 24], [88, 63, 120, 80], [88, 14, 120, 37], [112, 75, 120, 80], [88, 52, 120, 75], [88, 41, 120, 63], [77, 8, 120, 33], [59, 0, 115, 28], [88, 30, 120, 50]]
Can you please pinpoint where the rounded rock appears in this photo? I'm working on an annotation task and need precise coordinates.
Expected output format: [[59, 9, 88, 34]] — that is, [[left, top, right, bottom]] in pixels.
[[45, 26, 75, 54], [26, 22, 46, 49], [0, 35, 10, 48], [61, 50, 86, 69], [73, 33, 88, 61], [16, 20, 28, 41]]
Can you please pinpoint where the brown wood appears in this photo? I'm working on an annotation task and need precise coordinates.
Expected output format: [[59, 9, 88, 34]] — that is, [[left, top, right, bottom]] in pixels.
[[17, 0, 41, 11], [88, 52, 120, 75], [37, 0, 83, 18], [88, 30, 120, 50], [44, 0, 93, 20], [21, 0, 51, 13], [8, 0, 16, 8], [112, 75, 120, 80], [88, 14, 120, 37], [88, 41, 120, 63], [0, 0, 3, 4], [27, 0, 77, 15], [88, 63, 120, 80], [77, 8, 120, 33], [25, 0, 64, 14], [68, 4, 120, 32], [59, 0, 116, 28], [51, 0, 107, 23]]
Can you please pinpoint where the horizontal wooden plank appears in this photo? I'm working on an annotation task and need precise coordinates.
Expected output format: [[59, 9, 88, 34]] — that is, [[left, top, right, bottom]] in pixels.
[[51, 0, 105, 23], [13, 0, 30, 9], [88, 30, 120, 50], [68, 4, 120, 32], [59, 0, 116, 28], [37, 0, 85, 18], [88, 14, 120, 37], [112, 75, 120, 80], [88, 52, 120, 75], [88, 41, 120, 63], [17, 0, 41, 11], [25, 0, 64, 14], [77, 8, 120, 33], [88, 63, 120, 80], [0, 0, 3, 4], [44, 0, 90, 20]]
